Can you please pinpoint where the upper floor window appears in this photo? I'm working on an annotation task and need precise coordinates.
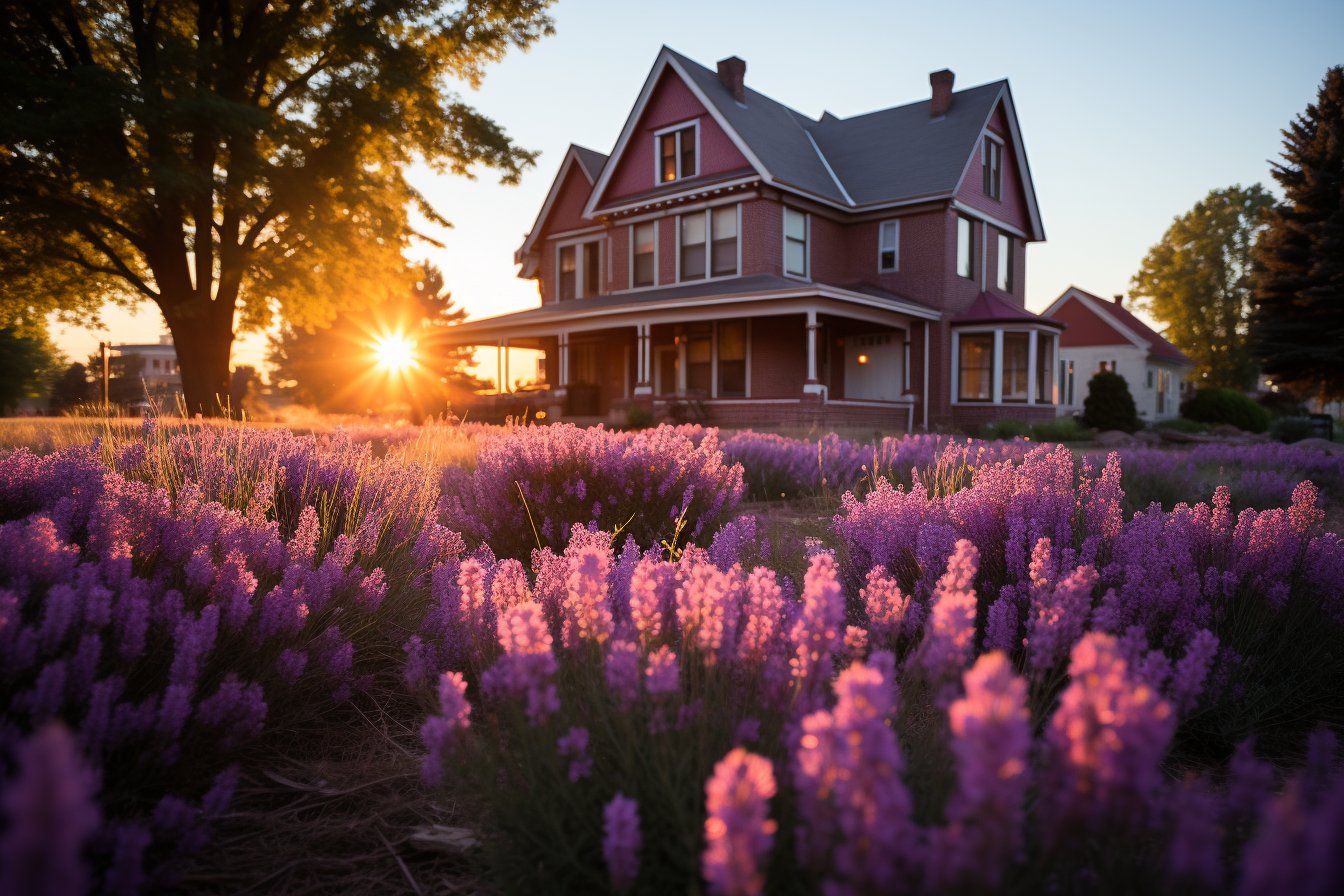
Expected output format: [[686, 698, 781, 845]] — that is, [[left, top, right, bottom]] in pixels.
[[678, 204, 739, 281], [632, 222, 656, 288], [878, 220, 900, 272], [657, 122, 698, 184], [956, 216, 974, 279], [983, 137, 1002, 200], [997, 232, 1013, 291], [557, 239, 601, 300], [784, 208, 808, 277]]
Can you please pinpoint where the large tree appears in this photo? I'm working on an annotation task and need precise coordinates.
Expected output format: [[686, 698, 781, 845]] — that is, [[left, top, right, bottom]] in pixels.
[[0, 326, 63, 413], [0, 1, 553, 414], [1130, 185, 1275, 390], [270, 261, 482, 415], [1251, 67, 1344, 403]]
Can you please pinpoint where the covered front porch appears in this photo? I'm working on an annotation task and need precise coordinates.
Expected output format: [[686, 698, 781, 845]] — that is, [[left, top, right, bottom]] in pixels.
[[445, 278, 941, 430]]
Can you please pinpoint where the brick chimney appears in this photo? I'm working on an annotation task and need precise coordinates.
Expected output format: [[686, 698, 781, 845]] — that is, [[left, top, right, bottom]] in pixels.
[[1114, 294, 1124, 305], [717, 56, 746, 103], [930, 69, 954, 117]]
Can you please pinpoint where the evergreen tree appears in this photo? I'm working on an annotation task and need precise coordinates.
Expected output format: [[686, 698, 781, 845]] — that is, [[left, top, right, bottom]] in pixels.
[[0, 1, 553, 414], [1251, 67, 1344, 402], [1082, 370, 1140, 433], [1130, 185, 1274, 390]]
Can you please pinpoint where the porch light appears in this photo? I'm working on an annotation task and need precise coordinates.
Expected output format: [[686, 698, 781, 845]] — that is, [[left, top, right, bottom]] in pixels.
[[857, 354, 869, 365]]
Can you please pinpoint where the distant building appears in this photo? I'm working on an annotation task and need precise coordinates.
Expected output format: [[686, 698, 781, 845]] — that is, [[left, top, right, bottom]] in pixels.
[[111, 334, 181, 407], [1041, 287, 1193, 422]]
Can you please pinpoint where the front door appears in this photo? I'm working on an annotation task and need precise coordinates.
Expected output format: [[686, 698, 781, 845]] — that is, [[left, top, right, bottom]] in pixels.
[[655, 345, 679, 396]]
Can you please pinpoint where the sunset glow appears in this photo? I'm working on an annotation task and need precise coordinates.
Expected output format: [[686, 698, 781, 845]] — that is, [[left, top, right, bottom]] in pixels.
[[372, 332, 418, 373]]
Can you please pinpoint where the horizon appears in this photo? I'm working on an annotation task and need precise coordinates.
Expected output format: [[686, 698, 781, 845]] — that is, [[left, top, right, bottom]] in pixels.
[[48, 0, 1344, 382]]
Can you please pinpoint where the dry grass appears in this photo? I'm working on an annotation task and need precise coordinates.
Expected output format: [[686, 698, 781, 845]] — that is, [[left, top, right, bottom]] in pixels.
[[183, 693, 489, 896]]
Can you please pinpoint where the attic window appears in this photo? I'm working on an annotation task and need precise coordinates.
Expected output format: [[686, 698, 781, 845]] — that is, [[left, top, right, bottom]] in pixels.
[[983, 137, 1003, 201], [656, 122, 698, 183]]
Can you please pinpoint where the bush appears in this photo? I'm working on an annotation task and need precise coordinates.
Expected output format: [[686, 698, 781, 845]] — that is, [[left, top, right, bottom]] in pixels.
[[1271, 416, 1317, 444], [624, 404, 655, 430], [1257, 389, 1307, 418], [1082, 370, 1140, 433], [981, 419, 1029, 440], [1029, 417, 1092, 442], [1152, 417, 1215, 434], [1180, 388, 1272, 433]]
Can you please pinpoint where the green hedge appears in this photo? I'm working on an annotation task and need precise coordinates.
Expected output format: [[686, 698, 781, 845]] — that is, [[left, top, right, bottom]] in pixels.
[[1180, 388, 1272, 433]]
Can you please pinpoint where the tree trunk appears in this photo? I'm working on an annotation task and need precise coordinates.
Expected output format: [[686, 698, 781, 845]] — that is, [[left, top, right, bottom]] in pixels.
[[163, 303, 235, 417]]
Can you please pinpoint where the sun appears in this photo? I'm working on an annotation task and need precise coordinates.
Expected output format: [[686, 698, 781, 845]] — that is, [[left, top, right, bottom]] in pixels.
[[372, 332, 418, 373]]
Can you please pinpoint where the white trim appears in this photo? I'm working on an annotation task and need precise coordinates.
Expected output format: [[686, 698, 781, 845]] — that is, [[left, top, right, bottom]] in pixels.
[[980, 220, 988, 291], [949, 84, 1046, 241], [652, 118, 701, 184], [878, 219, 900, 273], [542, 224, 606, 241], [804, 128, 855, 206], [950, 201, 1028, 240], [1042, 288, 1150, 352], [594, 177, 760, 219]]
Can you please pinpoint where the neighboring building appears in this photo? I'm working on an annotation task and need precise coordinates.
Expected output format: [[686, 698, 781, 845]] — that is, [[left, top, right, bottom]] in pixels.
[[448, 47, 1060, 429], [112, 334, 182, 405], [1041, 287, 1193, 421]]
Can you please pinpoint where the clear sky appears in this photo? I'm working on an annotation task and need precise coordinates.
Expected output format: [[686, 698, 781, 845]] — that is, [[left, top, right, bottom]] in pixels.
[[51, 0, 1344, 376]]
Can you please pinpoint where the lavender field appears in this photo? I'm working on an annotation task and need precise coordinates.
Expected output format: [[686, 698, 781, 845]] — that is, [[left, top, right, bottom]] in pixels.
[[2, 419, 1343, 894]]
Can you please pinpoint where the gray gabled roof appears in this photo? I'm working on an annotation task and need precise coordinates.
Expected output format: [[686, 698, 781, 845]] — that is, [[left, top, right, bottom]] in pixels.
[[572, 145, 609, 181]]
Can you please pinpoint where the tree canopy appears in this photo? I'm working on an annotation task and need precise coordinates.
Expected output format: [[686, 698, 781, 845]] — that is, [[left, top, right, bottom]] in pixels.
[[0, 0, 553, 414], [0, 327, 64, 413], [1130, 185, 1274, 390], [270, 261, 483, 417], [1251, 66, 1344, 403]]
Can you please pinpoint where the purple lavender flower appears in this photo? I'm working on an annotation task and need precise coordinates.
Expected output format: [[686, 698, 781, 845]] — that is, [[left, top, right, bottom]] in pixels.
[[916, 539, 980, 680], [788, 552, 845, 698], [1169, 629, 1220, 714], [0, 723, 100, 896], [563, 543, 614, 648], [103, 823, 152, 896], [558, 726, 594, 782], [1167, 774, 1223, 889], [421, 671, 472, 785], [675, 556, 742, 665], [605, 638, 642, 708], [602, 793, 641, 893], [702, 747, 777, 896], [645, 645, 680, 696]]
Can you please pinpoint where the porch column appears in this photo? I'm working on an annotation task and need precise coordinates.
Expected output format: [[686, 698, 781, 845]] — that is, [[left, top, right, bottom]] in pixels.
[[1026, 330, 1038, 405], [634, 324, 652, 396], [991, 329, 1004, 404], [503, 338, 511, 394], [804, 309, 825, 396], [495, 341, 504, 395], [557, 332, 570, 394]]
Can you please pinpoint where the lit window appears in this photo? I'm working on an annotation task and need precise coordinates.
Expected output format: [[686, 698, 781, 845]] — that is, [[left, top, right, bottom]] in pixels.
[[983, 138, 1002, 200], [657, 124, 697, 183], [718, 320, 747, 397], [680, 213, 706, 282], [1002, 332, 1029, 401], [957, 216, 974, 279], [958, 333, 993, 401], [997, 232, 1012, 291], [784, 208, 808, 277], [632, 222, 655, 288], [879, 220, 899, 272], [558, 245, 576, 300]]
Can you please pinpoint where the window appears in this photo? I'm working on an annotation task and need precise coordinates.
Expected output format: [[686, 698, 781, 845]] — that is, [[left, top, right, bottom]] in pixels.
[[997, 232, 1013, 292], [957, 216, 974, 279], [1002, 332, 1029, 401], [784, 208, 808, 277], [680, 213, 707, 281], [685, 325, 711, 394], [1146, 369, 1155, 389], [632, 222, 656, 288], [1036, 334, 1054, 403], [958, 333, 994, 401], [558, 245, 576, 300], [1157, 368, 1170, 414], [1060, 359, 1075, 406], [718, 320, 747, 397], [711, 206, 738, 277], [657, 123, 697, 183], [879, 220, 899, 272], [583, 241, 600, 297], [983, 137, 1002, 200]]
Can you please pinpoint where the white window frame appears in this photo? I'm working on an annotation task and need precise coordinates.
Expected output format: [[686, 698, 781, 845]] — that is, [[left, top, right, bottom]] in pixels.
[[951, 325, 1058, 406], [653, 119, 700, 185], [878, 219, 900, 273], [675, 202, 741, 283], [983, 134, 1004, 201], [629, 220, 659, 290], [784, 207, 809, 279], [555, 237, 601, 300]]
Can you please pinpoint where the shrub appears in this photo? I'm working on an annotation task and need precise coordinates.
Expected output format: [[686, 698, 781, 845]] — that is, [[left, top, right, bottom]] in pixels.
[[1029, 417, 1092, 443], [1082, 370, 1141, 433], [982, 419, 1029, 441], [1153, 417, 1215, 434], [1271, 416, 1317, 444], [624, 405, 655, 430], [1180, 388, 1272, 433], [1257, 388, 1307, 418]]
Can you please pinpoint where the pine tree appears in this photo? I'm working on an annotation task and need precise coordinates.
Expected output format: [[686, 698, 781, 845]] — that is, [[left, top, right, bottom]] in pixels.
[[1251, 67, 1344, 403]]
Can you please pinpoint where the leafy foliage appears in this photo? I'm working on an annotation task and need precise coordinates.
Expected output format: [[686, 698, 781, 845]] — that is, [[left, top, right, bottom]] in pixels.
[[1130, 185, 1275, 389], [1180, 387, 1272, 433], [1082, 370, 1140, 433], [0, 326, 63, 412], [1251, 67, 1344, 402], [0, 1, 554, 413]]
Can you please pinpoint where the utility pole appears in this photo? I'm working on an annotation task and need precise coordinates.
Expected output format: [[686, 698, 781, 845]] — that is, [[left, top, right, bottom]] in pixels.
[[99, 341, 110, 412]]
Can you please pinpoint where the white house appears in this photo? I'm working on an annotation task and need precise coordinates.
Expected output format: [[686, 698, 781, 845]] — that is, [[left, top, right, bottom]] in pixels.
[[1041, 287, 1193, 422]]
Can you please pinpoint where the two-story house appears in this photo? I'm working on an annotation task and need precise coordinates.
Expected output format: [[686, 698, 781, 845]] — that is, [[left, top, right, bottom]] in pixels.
[[446, 47, 1061, 430]]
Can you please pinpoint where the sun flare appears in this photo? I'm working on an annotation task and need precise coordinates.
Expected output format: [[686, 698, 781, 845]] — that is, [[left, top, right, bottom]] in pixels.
[[372, 332, 418, 373]]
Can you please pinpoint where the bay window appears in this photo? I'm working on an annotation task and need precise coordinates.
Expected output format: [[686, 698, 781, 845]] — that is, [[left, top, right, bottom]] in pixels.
[[958, 334, 994, 401], [1036, 334, 1054, 404], [955, 327, 1059, 405], [1002, 332, 1029, 401]]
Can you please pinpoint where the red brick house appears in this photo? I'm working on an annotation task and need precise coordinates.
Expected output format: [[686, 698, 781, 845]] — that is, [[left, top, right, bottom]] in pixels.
[[1042, 287, 1194, 422], [447, 47, 1060, 429]]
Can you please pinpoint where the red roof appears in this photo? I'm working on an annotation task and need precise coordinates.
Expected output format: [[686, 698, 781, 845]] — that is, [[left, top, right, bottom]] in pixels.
[[1064, 288, 1193, 366], [953, 291, 1064, 328]]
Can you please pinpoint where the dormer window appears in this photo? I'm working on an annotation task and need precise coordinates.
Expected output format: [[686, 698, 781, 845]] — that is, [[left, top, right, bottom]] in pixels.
[[983, 136, 1002, 200], [656, 122, 698, 183]]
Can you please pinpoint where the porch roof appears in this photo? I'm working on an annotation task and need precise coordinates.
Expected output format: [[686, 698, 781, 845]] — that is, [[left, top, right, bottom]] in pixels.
[[444, 275, 940, 343], [952, 290, 1064, 329]]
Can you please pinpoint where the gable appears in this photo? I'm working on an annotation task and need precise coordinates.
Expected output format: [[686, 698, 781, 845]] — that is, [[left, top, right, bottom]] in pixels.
[[954, 100, 1033, 234], [1051, 294, 1142, 348], [601, 66, 753, 204], [543, 162, 596, 237]]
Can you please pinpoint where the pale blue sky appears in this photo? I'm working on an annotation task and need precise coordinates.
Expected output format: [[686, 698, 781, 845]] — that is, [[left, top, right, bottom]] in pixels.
[[53, 0, 1344, 373]]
